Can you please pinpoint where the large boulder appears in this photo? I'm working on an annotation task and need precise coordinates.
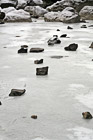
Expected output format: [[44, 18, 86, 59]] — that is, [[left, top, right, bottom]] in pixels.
[[79, 6, 93, 20], [46, 0, 93, 12], [0, 0, 18, 8], [46, 0, 74, 12], [24, 6, 47, 17], [16, 0, 28, 9], [27, 0, 43, 6], [2, 7, 32, 22], [44, 7, 80, 23]]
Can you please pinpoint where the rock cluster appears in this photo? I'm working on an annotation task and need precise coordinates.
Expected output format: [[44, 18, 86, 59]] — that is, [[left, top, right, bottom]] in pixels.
[[0, 0, 93, 22]]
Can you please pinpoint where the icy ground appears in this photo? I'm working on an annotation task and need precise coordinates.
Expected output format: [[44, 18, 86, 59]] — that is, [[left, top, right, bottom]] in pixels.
[[0, 19, 93, 140]]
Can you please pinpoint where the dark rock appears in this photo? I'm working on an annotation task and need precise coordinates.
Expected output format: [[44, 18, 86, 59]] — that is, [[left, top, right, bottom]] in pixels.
[[36, 66, 49, 75], [48, 36, 61, 46], [67, 26, 73, 29], [81, 25, 87, 28], [9, 89, 26, 96], [55, 39, 61, 44], [34, 59, 43, 64], [64, 43, 78, 51], [0, 101, 2, 105], [21, 45, 28, 49], [53, 35, 58, 38], [18, 48, 28, 53], [89, 42, 93, 48], [57, 29, 60, 31], [60, 34, 67, 38], [82, 112, 92, 119], [30, 48, 44, 53], [31, 115, 37, 119]]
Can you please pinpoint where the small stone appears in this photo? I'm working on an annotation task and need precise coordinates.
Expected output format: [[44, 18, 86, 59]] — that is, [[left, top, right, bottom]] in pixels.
[[89, 25, 93, 27], [9, 89, 26, 96], [36, 66, 49, 75], [30, 48, 44, 53], [18, 48, 28, 53], [0, 101, 2, 105], [64, 43, 78, 51], [89, 42, 93, 48], [34, 59, 43, 64], [21, 45, 28, 49], [31, 115, 37, 119], [82, 112, 92, 119], [60, 34, 67, 38], [51, 56, 63, 59], [67, 26, 73, 29], [57, 29, 60, 31], [16, 36, 20, 37], [81, 25, 87, 28]]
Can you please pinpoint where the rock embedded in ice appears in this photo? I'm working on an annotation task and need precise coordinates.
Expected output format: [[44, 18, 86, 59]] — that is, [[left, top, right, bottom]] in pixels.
[[67, 26, 73, 29], [9, 89, 26, 96], [34, 59, 43, 64], [2, 8, 32, 22], [60, 34, 67, 37], [47, 36, 61, 46], [44, 7, 80, 23], [18, 48, 28, 53], [30, 48, 44, 53], [36, 66, 49, 75], [81, 24, 87, 28], [31, 115, 37, 119], [24, 6, 47, 17], [89, 42, 93, 49], [0, 0, 18, 8], [0, 101, 2, 105], [79, 6, 93, 20], [64, 43, 78, 51], [82, 112, 93, 119]]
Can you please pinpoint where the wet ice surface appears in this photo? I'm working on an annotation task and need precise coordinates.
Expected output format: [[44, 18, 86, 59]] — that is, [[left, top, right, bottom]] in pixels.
[[0, 19, 93, 140]]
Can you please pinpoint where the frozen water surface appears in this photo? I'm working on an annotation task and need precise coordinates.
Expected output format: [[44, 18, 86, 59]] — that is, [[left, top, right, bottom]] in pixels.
[[0, 19, 93, 140]]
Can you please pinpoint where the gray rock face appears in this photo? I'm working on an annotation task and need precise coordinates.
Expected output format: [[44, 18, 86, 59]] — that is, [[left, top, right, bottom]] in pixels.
[[0, 0, 18, 8], [36, 66, 49, 75], [79, 6, 93, 20], [24, 6, 47, 17], [44, 7, 80, 23], [9, 89, 26, 96], [27, 0, 43, 6]]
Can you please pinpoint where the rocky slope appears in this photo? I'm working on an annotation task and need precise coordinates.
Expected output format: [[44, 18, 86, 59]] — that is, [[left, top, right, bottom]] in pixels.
[[0, 0, 93, 22]]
